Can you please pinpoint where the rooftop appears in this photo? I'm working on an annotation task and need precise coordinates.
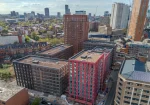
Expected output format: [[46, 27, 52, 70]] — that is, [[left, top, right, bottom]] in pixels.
[[120, 60, 150, 83], [15, 55, 68, 69], [71, 47, 112, 63], [39, 44, 72, 56], [0, 84, 24, 102], [126, 41, 150, 47]]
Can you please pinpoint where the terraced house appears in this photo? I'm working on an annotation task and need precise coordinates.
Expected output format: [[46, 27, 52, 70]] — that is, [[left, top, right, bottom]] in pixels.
[[0, 42, 50, 61]]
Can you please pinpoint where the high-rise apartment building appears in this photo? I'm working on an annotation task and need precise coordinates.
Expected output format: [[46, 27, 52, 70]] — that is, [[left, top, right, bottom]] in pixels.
[[128, 0, 149, 41], [64, 15, 89, 54], [69, 47, 112, 104], [110, 3, 130, 29], [44, 8, 50, 17], [13, 55, 68, 96], [114, 59, 150, 105]]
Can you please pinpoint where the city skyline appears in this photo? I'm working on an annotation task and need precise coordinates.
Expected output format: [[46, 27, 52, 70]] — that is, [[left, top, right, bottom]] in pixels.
[[0, 0, 132, 15]]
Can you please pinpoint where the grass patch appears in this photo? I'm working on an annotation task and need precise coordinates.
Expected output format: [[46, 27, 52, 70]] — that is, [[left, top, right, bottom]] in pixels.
[[0, 64, 15, 81]]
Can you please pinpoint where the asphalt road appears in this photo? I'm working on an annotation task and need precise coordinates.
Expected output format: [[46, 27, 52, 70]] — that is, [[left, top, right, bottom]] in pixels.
[[104, 70, 119, 105]]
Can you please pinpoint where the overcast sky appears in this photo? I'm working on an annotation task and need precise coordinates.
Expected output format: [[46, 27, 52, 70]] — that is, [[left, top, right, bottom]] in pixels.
[[0, 0, 132, 15]]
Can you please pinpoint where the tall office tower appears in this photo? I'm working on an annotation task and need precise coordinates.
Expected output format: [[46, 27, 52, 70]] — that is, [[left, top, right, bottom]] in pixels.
[[65, 5, 70, 14], [69, 47, 112, 104], [88, 13, 92, 18], [44, 8, 50, 17], [110, 3, 130, 29], [68, 9, 71, 14], [31, 11, 35, 17], [104, 11, 110, 17], [64, 15, 89, 54], [16, 12, 19, 17], [11, 11, 16, 17], [114, 59, 150, 105], [57, 12, 61, 18], [128, 0, 149, 41], [24, 12, 27, 17]]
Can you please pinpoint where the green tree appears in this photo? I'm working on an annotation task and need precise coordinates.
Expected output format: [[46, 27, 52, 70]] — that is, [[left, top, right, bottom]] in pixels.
[[30, 32, 39, 41], [25, 35, 30, 43], [31, 97, 41, 105], [2, 29, 8, 34]]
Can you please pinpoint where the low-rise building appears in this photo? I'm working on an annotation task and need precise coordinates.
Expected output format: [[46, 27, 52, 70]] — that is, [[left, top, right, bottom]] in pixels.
[[13, 55, 68, 96], [114, 60, 150, 105], [37, 44, 73, 60], [0, 42, 50, 60], [99, 16, 110, 26], [98, 25, 112, 35], [0, 84, 29, 105], [125, 41, 150, 57]]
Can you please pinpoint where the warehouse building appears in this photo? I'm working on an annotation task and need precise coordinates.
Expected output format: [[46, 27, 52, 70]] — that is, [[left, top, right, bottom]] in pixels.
[[13, 55, 68, 96]]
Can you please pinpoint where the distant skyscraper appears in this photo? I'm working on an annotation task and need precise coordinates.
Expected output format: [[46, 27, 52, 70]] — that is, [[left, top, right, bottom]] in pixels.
[[110, 3, 130, 29], [45, 8, 50, 17], [31, 11, 35, 17], [89, 13, 91, 17], [68, 9, 71, 14], [11, 11, 16, 17], [24, 12, 27, 17], [128, 0, 149, 41], [64, 15, 89, 54], [57, 12, 61, 18], [75, 11, 86, 15], [104, 11, 110, 17], [147, 10, 150, 18], [65, 5, 70, 14]]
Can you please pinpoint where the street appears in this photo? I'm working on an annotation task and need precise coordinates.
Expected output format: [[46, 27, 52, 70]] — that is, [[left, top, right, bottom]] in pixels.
[[104, 70, 119, 105]]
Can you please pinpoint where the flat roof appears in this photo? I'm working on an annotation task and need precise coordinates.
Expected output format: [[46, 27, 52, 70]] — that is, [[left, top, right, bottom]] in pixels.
[[71, 48, 112, 63], [0, 84, 24, 102], [120, 60, 150, 83], [16, 56, 68, 69], [39, 44, 72, 56], [74, 51, 102, 63]]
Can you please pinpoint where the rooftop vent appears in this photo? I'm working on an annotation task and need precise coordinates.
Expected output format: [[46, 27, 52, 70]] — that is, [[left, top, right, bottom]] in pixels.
[[81, 55, 87, 59], [0, 88, 3, 93], [56, 62, 59, 64], [32, 60, 39, 64]]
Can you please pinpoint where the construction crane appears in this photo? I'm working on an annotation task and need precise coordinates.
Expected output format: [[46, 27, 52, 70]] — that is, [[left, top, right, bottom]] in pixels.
[[94, 6, 98, 21]]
